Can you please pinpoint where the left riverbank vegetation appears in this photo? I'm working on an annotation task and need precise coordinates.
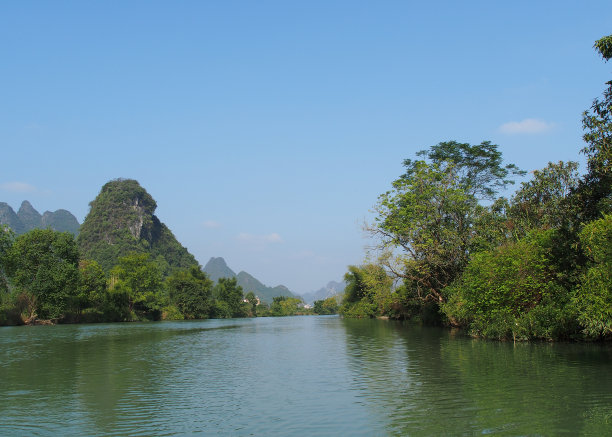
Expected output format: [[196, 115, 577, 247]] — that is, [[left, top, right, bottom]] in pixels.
[[0, 228, 342, 325], [340, 35, 612, 341], [0, 228, 337, 325]]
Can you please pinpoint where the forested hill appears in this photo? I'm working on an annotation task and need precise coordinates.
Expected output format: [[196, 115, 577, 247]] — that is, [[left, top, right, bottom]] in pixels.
[[0, 200, 80, 235], [77, 178, 197, 274], [203, 257, 297, 303]]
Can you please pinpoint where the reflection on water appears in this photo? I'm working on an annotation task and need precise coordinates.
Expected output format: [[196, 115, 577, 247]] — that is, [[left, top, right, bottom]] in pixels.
[[1, 317, 611, 435], [342, 319, 612, 435]]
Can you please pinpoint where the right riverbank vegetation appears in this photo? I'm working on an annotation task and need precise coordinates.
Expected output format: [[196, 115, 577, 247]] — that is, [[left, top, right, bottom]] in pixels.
[[339, 35, 612, 341]]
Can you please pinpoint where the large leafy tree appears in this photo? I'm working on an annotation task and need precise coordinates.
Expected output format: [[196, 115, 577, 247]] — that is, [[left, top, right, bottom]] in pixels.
[[213, 277, 245, 318], [578, 35, 612, 219], [370, 141, 523, 304], [166, 266, 213, 319], [7, 229, 79, 320], [109, 253, 163, 319]]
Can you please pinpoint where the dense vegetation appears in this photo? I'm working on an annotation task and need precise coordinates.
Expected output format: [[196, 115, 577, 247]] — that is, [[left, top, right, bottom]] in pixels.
[[0, 226, 326, 324], [340, 35, 612, 341]]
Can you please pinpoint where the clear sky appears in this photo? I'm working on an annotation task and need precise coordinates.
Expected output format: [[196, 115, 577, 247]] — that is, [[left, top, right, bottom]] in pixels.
[[1, 1, 610, 295]]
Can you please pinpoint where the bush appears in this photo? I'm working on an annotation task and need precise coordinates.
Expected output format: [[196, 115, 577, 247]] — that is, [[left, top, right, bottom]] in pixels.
[[339, 300, 378, 318], [573, 214, 612, 338], [442, 230, 574, 340], [161, 305, 184, 321]]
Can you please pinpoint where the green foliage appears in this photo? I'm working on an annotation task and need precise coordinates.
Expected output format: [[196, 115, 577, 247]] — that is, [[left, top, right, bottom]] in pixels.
[[578, 36, 612, 220], [412, 140, 525, 200], [371, 141, 523, 305], [110, 253, 163, 320], [509, 161, 580, 237], [244, 291, 258, 317], [0, 225, 14, 294], [573, 214, 612, 338], [6, 229, 79, 320], [270, 296, 303, 316], [594, 35, 612, 62], [166, 266, 213, 319], [506, 161, 584, 294], [340, 300, 378, 319], [213, 277, 245, 318], [74, 259, 108, 321], [441, 230, 575, 340], [161, 305, 184, 321], [211, 299, 232, 318], [313, 296, 339, 315], [340, 264, 392, 318], [373, 161, 477, 302]]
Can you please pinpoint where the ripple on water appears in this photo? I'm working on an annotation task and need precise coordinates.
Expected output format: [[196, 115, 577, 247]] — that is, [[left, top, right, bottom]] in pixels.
[[2, 317, 612, 435]]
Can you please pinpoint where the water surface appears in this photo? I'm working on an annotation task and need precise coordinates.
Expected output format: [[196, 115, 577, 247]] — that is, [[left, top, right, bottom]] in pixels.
[[1, 316, 611, 435]]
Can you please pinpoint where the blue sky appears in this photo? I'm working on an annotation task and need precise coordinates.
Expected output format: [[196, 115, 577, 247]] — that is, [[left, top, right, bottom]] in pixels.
[[1, 1, 610, 295]]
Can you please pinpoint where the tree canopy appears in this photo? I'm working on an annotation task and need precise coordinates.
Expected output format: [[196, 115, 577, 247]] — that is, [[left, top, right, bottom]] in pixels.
[[7, 229, 79, 320], [370, 141, 523, 304]]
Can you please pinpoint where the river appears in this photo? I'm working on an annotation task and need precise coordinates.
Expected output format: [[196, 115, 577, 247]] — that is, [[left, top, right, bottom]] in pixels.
[[1, 316, 611, 435]]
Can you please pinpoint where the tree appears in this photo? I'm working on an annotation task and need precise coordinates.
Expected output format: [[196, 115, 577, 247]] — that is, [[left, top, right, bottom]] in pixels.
[[340, 264, 392, 318], [509, 161, 580, 236], [371, 161, 475, 303], [578, 35, 612, 219], [270, 296, 303, 316], [109, 253, 163, 319], [573, 214, 612, 338], [369, 142, 523, 304], [166, 266, 213, 319], [411, 140, 525, 200], [213, 277, 245, 318], [0, 225, 14, 294], [7, 229, 79, 320], [75, 259, 108, 320], [313, 296, 339, 315], [244, 291, 258, 317]]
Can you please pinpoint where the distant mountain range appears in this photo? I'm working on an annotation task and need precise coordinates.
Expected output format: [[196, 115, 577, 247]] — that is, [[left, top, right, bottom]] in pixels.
[[203, 257, 296, 304], [0, 200, 80, 235], [299, 280, 346, 305]]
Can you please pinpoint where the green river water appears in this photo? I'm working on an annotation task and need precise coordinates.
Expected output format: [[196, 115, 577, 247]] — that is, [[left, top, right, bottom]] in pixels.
[[1, 316, 611, 435]]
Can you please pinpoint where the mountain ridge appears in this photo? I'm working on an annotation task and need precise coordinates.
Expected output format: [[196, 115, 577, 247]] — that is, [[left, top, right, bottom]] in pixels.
[[203, 256, 296, 303], [0, 200, 80, 235]]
